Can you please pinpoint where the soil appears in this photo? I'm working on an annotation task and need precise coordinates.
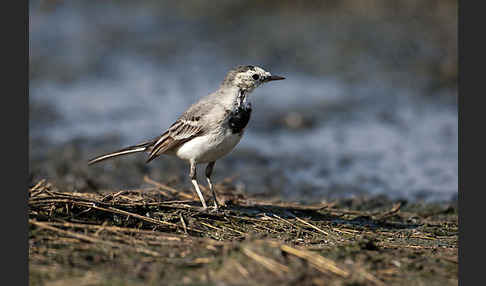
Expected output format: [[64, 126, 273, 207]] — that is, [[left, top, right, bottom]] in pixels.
[[29, 177, 457, 286]]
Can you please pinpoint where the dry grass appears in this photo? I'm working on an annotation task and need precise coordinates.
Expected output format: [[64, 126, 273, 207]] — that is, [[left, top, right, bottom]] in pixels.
[[29, 178, 458, 286]]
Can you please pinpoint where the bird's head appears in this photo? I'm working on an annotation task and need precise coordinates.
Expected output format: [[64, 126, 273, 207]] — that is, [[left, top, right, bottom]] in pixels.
[[222, 65, 285, 92]]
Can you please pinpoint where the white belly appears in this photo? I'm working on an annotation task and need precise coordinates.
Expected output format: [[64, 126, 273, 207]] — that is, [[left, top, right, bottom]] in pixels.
[[175, 131, 242, 164]]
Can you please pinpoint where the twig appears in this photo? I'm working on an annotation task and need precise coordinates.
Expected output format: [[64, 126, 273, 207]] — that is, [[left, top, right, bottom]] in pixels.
[[179, 213, 188, 235], [29, 219, 160, 257], [29, 179, 47, 197], [373, 202, 402, 219], [271, 214, 302, 231], [330, 227, 358, 235], [279, 244, 349, 277], [94, 221, 108, 236], [200, 221, 222, 232], [72, 201, 203, 233], [242, 247, 289, 276], [30, 179, 47, 192], [292, 215, 329, 236], [271, 214, 314, 236], [232, 259, 250, 278], [38, 221, 220, 244]]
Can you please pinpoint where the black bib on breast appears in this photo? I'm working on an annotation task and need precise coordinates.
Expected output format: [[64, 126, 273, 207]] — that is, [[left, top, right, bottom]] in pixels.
[[228, 103, 252, 134]]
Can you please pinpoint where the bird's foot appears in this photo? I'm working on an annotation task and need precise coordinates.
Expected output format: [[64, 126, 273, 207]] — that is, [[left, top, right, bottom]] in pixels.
[[213, 201, 220, 209], [196, 201, 220, 213]]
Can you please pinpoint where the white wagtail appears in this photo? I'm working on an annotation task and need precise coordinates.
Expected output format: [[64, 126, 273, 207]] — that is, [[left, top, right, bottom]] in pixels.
[[88, 65, 285, 210]]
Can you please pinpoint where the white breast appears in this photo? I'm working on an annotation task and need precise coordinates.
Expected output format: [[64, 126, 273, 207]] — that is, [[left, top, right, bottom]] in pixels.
[[174, 130, 243, 164]]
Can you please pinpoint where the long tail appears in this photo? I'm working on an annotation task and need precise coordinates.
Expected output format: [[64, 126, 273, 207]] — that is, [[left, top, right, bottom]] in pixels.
[[87, 140, 157, 165]]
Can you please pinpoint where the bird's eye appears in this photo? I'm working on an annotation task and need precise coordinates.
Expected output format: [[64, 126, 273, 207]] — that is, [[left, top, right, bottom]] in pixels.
[[252, 74, 260, 80]]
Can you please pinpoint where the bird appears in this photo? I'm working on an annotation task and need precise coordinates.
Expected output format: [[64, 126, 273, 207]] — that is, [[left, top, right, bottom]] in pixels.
[[88, 65, 285, 210]]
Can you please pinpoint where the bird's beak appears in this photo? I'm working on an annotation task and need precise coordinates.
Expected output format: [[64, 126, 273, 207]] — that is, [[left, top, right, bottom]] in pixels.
[[265, 75, 286, 82]]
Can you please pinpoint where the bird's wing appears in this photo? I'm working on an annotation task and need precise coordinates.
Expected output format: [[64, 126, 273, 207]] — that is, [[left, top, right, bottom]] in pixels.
[[146, 115, 206, 163]]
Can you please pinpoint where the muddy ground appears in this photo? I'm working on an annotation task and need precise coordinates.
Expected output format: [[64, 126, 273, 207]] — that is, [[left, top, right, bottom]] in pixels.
[[29, 175, 457, 286]]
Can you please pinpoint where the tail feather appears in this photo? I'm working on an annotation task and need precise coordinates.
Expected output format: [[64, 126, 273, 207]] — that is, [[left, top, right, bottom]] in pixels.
[[87, 140, 156, 165]]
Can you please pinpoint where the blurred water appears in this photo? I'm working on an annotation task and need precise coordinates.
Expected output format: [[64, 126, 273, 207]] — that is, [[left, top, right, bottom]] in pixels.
[[29, 1, 457, 202]]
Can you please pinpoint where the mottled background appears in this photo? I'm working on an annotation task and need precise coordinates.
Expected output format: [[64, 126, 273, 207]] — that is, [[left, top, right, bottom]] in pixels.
[[29, 0, 457, 203]]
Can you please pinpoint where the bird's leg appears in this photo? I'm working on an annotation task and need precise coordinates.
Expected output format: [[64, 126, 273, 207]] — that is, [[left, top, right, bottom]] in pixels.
[[190, 160, 207, 209], [205, 161, 220, 210]]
